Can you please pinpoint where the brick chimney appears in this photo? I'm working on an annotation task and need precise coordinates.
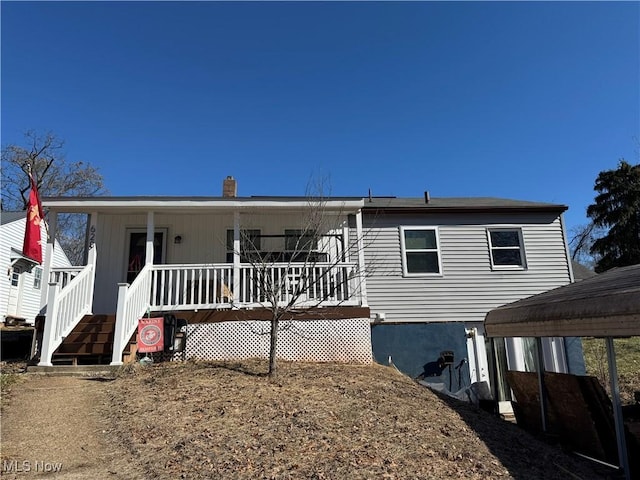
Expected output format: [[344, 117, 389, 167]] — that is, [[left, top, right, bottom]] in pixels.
[[223, 176, 237, 198]]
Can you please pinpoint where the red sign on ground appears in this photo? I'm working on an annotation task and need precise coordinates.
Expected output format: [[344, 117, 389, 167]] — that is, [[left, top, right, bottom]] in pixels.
[[137, 317, 164, 353]]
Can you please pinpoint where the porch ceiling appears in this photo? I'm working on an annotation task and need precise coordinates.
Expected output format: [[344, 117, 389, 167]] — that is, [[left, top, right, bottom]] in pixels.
[[42, 196, 365, 215]]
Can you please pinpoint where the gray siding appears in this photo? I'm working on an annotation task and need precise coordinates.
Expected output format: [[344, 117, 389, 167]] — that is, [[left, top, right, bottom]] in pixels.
[[363, 211, 571, 323]]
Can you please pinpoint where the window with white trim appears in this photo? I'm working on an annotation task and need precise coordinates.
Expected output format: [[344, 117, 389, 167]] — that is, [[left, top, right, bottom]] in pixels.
[[33, 267, 43, 289], [487, 228, 526, 268], [400, 227, 441, 275], [10, 267, 21, 287]]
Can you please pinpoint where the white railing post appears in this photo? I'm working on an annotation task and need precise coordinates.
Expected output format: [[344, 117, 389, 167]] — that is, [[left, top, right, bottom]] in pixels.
[[111, 283, 129, 366], [38, 282, 60, 366]]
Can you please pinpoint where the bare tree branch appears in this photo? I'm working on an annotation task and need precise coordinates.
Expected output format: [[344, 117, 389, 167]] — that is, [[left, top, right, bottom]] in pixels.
[[225, 179, 377, 377], [2, 130, 108, 264]]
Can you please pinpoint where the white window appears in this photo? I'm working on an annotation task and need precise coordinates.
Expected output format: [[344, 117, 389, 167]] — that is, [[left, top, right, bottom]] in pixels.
[[33, 267, 43, 289], [400, 227, 442, 275], [487, 228, 526, 269], [10, 267, 21, 287]]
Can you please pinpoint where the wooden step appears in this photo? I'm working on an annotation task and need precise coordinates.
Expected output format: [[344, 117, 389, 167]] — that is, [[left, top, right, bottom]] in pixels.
[[47, 312, 138, 365], [63, 332, 113, 343], [55, 342, 113, 355], [77, 314, 115, 325], [71, 322, 116, 333]]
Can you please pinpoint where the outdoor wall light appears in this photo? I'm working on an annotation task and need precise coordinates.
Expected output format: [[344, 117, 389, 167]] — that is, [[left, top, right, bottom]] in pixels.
[[174, 235, 182, 244]]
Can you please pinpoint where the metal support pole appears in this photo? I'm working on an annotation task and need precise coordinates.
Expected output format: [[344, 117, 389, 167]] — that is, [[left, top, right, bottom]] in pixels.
[[535, 337, 548, 433], [606, 337, 630, 480]]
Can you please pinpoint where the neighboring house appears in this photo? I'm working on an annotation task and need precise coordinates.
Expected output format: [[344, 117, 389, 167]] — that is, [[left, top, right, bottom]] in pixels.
[[360, 195, 579, 399], [571, 260, 597, 281], [0, 211, 72, 325], [34, 179, 579, 401]]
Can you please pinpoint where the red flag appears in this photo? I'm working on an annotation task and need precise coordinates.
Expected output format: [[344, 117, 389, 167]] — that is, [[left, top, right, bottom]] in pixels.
[[22, 174, 45, 264]]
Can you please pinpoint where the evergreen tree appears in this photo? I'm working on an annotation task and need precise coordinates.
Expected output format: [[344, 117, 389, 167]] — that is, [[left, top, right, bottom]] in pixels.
[[586, 160, 640, 273]]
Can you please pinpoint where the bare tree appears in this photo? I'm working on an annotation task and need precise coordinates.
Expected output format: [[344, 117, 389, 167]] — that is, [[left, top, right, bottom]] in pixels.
[[1, 130, 108, 264], [568, 223, 604, 269], [231, 181, 372, 377]]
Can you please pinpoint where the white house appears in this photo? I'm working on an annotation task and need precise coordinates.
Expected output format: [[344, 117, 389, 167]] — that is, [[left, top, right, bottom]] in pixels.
[[0, 211, 72, 325]]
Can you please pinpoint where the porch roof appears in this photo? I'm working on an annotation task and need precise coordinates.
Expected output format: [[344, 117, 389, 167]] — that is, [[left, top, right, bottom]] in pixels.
[[484, 263, 640, 338], [42, 196, 365, 214]]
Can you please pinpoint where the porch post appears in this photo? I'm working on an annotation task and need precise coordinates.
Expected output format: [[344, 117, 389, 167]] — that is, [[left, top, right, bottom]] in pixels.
[[232, 211, 240, 302], [40, 212, 58, 309], [86, 244, 97, 314], [535, 337, 548, 433], [355, 209, 367, 306], [84, 212, 98, 264], [38, 282, 60, 366], [145, 211, 155, 265]]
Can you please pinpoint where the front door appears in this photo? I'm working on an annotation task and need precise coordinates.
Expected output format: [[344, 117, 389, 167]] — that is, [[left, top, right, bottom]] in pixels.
[[6, 266, 24, 318], [125, 230, 166, 283]]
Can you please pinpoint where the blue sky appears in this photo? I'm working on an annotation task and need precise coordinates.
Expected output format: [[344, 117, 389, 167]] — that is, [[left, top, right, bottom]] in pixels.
[[2, 1, 639, 234]]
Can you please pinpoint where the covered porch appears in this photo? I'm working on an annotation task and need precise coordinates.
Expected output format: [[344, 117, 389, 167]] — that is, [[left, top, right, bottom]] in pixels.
[[36, 194, 369, 367]]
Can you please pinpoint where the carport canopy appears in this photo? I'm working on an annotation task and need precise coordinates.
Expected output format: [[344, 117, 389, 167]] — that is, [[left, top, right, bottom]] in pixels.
[[484, 263, 640, 480], [484, 263, 640, 339]]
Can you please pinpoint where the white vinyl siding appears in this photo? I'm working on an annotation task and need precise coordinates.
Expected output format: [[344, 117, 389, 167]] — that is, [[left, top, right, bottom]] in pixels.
[[0, 216, 71, 324], [363, 212, 571, 323]]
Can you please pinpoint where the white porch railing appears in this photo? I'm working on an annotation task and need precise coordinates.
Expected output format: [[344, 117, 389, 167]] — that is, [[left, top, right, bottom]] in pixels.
[[110, 261, 362, 365], [50, 266, 84, 289], [149, 264, 235, 311], [236, 262, 359, 307], [38, 246, 97, 366], [110, 263, 153, 366], [147, 262, 360, 311]]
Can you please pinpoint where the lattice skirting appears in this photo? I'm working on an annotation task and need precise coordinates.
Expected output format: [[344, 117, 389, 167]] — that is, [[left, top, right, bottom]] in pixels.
[[154, 318, 373, 364]]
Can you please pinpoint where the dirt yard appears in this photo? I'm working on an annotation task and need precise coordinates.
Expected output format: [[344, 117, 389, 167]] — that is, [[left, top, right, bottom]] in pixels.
[[1, 360, 615, 479], [0, 373, 145, 479]]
